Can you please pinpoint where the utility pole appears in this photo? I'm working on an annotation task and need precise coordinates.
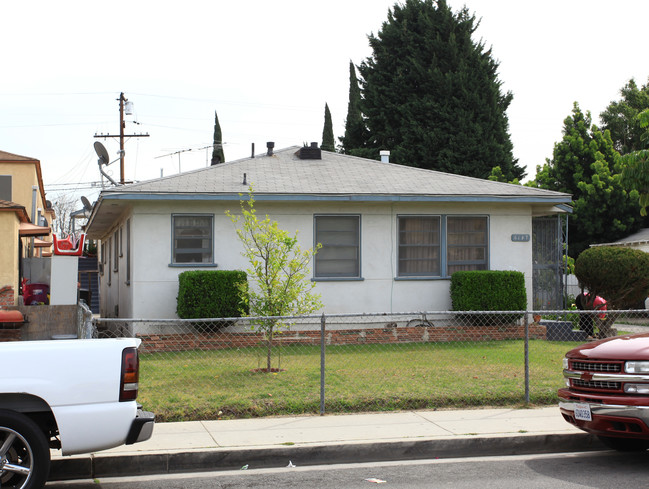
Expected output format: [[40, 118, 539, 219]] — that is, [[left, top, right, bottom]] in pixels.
[[94, 92, 149, 184]]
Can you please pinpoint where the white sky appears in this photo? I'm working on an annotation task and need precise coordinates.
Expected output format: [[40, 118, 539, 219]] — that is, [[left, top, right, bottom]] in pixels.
[[1, 0, 648, 205]]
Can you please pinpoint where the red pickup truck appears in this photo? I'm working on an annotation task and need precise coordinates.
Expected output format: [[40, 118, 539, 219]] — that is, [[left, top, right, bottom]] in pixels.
[[559, 333, 649, 451]]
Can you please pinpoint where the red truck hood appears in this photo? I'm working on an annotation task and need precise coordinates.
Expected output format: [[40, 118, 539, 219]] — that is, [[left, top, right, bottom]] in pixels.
[[565, 333, 649, 361]]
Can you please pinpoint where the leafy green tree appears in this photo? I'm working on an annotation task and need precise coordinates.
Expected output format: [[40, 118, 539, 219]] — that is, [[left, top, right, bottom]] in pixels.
[[321, 103, 335, 152], [619, 109, 649, 216], [532, 103, 642, 257], [226, 190, 322, 372], [600, 78, 649, 155], [357, 0, 524, 181], [211, 110, 225, 165]]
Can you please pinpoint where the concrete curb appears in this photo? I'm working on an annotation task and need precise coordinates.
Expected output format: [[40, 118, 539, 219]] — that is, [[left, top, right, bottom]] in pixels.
[[49, 432, 606, 481]]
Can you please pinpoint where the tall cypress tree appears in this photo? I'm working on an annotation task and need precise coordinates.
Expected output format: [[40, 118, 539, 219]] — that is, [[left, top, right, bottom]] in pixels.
[[358, 0, 524, 180], [340, 61, 374, 157], [321, 103, 335, 152], [211, 110, 225, 165]]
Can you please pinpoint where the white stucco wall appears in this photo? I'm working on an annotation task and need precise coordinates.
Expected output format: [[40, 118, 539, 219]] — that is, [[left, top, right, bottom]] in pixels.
[[99, 200, 536, 319]]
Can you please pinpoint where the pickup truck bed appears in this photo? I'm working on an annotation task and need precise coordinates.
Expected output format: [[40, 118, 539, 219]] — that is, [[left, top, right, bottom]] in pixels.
[[0, 338, 154, 489]]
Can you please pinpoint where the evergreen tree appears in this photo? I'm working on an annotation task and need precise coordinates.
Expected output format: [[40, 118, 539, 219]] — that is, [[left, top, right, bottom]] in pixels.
[[600, 78, 649, 155], [532, 103, 642, 257], [357, 0, 524, 180], [340, 61, 375, 158], [211, 110, 225, 165], [321, 103, 335, 152]]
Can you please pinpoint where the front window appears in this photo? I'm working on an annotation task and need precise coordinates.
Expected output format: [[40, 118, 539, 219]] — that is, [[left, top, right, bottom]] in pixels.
[[172, 215, 213, 264], [446, 216, 488, 274], [398, 216, 441, 277], [314, 215, 360, 278]]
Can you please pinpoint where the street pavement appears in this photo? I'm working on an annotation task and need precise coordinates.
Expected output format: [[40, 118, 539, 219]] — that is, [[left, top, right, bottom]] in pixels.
[[49, 407, 606, 482]]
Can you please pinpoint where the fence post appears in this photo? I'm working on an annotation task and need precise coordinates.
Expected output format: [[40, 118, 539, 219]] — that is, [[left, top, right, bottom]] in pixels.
[[524, 311, 530, 404], [320, 313, 326, 416]]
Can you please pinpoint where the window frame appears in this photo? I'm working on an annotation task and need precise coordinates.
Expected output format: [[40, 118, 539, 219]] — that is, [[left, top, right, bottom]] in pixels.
[[0, 175, 11, 202], [445, 215, 489, 275], [395, 214, 489, 279], [170, 214, 215, 266], [397, 215, 442, 278], [313, 214, 362, 280]]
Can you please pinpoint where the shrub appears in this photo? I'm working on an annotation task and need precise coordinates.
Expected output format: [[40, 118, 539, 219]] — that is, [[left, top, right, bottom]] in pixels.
[[450, 270, 527, 325], [574, 246, 649, 309], [176, 270, 248, 328]]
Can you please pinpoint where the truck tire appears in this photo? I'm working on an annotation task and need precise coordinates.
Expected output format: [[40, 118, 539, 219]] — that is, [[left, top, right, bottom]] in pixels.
[[598, 435, 649, 452], [0, 409, 50, 489]]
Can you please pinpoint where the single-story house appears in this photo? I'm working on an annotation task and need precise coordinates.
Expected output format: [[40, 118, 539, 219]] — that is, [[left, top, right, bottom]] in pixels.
[[85, 144, 572, 319]]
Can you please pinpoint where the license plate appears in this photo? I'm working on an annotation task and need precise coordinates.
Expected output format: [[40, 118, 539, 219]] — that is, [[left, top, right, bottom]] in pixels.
[[574, 403, 592, 421]]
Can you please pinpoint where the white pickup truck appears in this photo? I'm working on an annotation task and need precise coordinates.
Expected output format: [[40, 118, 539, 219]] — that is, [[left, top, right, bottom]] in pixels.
[[0, 338, 155, 489]]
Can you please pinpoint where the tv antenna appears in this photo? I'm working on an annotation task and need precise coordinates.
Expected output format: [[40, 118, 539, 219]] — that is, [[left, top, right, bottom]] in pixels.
[[94, 92, 149, 184]]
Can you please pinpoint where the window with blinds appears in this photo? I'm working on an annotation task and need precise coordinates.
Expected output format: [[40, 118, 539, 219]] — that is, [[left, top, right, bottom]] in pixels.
[[398, 216, 441, 277], [172, 215, 213, 264], [314, 215, 360, 278]]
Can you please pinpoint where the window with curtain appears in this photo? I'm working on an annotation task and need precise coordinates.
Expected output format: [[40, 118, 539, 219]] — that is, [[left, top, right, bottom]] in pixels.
[[398, 216, 441, 277], [172, 215, 213, 264], [314, 215, 360, 278], [446, 216, 488, 275]]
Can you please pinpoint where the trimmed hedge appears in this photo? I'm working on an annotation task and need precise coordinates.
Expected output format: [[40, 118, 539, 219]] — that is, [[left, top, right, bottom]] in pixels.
[[176, 270, 248, 325], [450, 270, 527, 325], [575, 246, 649, 309]]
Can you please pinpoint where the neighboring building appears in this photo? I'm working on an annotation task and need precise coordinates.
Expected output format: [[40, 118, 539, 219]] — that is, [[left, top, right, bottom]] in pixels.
[[85, 144, 572, 319], [591, 228, 649, 253], [0, 151, 53, 306]]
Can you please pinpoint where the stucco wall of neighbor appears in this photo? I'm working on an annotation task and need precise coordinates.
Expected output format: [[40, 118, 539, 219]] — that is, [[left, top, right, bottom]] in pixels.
[[0, 212, 20, 305], [0, 163, 46, 215], [100, 200, 536, 319]]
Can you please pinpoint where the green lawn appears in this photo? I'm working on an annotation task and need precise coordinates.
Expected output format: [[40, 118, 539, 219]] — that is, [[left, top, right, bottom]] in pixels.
[[138, 339, 577, 422]]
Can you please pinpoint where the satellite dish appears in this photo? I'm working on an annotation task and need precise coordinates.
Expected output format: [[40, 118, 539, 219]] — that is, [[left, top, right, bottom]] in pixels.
[[94, 141, 110, 166], [81, 196, 92, 211]]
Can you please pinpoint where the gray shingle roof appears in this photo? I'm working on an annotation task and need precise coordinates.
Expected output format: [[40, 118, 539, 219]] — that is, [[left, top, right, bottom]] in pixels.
[[102, 146, 570, 202]]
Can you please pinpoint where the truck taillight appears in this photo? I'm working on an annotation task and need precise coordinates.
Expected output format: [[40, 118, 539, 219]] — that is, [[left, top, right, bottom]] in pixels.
[[120, 347, 139, 402]]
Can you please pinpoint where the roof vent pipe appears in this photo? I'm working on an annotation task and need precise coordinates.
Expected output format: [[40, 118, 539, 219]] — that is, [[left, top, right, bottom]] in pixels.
[[242, 173, 247, 185], [267, 141, 275, 156], [251, 143, 255, 158], [380, 150, 390, 163]]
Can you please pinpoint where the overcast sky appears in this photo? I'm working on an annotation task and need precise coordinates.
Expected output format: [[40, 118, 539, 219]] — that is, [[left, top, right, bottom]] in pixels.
[[2, 0, 648, 205]]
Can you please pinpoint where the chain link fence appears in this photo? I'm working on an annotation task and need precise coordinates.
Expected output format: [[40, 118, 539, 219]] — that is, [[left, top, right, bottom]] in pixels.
[[84, 308, 649, 422]]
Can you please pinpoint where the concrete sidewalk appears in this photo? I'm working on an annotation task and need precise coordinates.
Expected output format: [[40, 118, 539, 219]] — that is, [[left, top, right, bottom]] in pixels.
[[49, 407, 605, 481]]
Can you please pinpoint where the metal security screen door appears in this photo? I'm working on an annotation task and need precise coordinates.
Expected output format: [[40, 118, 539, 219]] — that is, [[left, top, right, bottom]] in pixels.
[[532, 215, 567, 310]]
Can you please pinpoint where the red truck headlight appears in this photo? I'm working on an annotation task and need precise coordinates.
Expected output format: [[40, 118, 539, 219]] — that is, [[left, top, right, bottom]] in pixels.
[[626, 361, 649, 374]]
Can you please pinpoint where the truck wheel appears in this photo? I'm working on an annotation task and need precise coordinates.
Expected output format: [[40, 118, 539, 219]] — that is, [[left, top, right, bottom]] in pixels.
[[598, 435, 649, 452], [0, 410, 50, 489]]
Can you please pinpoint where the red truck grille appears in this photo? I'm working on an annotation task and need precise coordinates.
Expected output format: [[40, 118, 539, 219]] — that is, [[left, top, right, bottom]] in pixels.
[[571, 360, 622, 373], [572, 379, 621, 390]]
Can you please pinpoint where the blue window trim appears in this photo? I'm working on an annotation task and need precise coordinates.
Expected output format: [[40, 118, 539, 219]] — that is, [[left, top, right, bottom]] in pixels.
[[171, 213, 215, 266], [394, 214, 489, 280], [313, 214, 362, 281]]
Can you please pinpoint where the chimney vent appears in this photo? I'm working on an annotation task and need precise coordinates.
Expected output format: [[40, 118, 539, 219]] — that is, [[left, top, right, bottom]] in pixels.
[[297, 142, 322, 160], [267, 141, 275, 156], [380, 150, 390, 163]]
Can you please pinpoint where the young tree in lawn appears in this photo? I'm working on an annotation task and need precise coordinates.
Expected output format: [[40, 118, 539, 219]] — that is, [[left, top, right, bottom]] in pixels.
[[211, 110, 225, 165], [321, 103, 335, 152], [227, 190, 322, 372], [531, 103, 642, 257], [357, 0, 524, 180]]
